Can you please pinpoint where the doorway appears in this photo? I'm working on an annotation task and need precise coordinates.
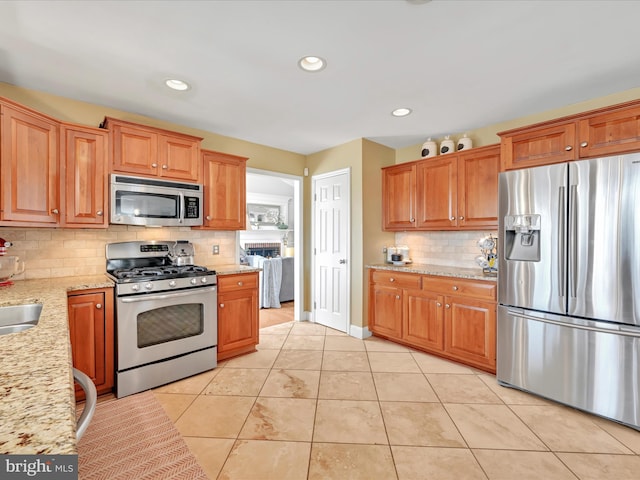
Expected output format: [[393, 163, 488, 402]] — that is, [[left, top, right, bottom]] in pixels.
[[240, 168, 303, 325], [312, 168, 351, 333]]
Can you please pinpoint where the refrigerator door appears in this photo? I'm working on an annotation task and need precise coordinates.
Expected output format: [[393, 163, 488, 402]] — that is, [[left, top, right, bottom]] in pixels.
[[497, 306, 640, 430], [498, 163, 567, 314], [568, 154, 640, 326]]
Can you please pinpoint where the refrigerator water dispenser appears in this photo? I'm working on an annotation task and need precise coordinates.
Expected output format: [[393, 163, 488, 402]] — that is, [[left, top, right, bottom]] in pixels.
[[504, 214, 541, 261]]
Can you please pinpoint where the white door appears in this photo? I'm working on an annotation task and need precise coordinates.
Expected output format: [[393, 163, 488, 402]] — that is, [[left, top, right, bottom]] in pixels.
[[313, 169, 350, 332]]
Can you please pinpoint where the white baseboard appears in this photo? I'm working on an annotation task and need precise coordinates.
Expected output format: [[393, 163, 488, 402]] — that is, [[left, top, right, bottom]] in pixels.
[[349, 324, 372, 340]]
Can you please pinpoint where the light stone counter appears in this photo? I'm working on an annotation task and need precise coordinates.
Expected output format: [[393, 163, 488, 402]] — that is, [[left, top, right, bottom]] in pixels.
[[0, 275, 113, 454], [366, 263, 497, 282], [210, 264, 261, 275]]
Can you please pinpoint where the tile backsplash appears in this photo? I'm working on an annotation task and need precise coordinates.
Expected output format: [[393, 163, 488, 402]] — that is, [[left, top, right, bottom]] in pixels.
[[395, 231, 498, 269], [0, 226, 237, 280]]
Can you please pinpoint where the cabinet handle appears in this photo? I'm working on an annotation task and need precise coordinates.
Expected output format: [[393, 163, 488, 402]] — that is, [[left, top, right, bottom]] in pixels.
[[396, 295, 400, 300], [51, 208, 59, 215], [445, 303, 451, 309], [219, 303, 225, 308], [96, 210, 103, 216], [237, 281, 244, 286], [162, 164, 168, 169], [390, 278, 395, 282], [580, 141, 588, 148], [436, 302, 442, 307], [452, 286, 459, 291], [565, 145, 573, 151], [458, 216, 464, 220], [450, 216, 455, 221], [151, 163, 158, 168], [96, 304, 102, 309]]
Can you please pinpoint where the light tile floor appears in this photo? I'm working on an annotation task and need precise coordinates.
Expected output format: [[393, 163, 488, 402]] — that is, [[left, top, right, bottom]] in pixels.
[[153, 321, 640, 479]]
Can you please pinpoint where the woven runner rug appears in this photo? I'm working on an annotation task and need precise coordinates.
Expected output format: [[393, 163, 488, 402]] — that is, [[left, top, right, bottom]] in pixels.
[[78, 391, 207, 479]]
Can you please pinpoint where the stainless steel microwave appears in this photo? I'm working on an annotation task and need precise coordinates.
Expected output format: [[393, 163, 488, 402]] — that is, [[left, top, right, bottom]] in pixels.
[[110, 174, 203, 227]]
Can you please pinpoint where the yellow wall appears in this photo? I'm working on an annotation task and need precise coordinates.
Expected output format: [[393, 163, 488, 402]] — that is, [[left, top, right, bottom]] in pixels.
[[395, 86, 640, 164]]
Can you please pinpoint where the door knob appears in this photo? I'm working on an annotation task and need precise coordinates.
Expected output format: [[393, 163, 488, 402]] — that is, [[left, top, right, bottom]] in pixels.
[[339, 259, 347, 264]]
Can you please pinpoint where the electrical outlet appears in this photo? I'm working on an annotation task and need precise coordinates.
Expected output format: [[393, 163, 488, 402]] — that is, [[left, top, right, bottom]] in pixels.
[[212, 244, 220, 255], [382, 247, 387, 254]]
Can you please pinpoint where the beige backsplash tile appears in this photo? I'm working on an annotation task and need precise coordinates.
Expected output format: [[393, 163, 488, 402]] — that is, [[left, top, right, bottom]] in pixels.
[[0, 226, 237, 279], [395, 230, 498, 269]]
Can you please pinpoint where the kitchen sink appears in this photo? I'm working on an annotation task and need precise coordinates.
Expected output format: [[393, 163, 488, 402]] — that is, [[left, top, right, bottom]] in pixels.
[[0, 303, 42, 336]]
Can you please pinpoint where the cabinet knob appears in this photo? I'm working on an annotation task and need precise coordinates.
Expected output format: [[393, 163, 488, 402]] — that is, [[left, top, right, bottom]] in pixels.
[[445, 303, 451, 309], [219, 303, 225, 308], [410, 217, 415, 222], [390, 277, 395, 282], [396, 295, 400, 300], [96, 210, 103, 216], [151, 163, 158, 168], [206, 215, 212, 221], [458, 216, 464, 220], [96, 304, 102, 309], [51, 208, 60, 215], [437, 302, 442, 307], [237, 281, 243, 286], [565, 145, 573, 151], [162, 164, 168, 169], [580, 141, 588, 148], [450, 216, 455, 221], [452, 286, 459, 291]]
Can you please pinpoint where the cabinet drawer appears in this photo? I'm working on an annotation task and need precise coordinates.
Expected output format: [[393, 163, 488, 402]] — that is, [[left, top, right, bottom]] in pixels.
[[422, 276, 496, 301], [371, 270, 421, 289], [218, 272, 258, 292]]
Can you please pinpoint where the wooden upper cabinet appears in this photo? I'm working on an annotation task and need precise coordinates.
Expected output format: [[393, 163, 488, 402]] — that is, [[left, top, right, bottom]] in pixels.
[[382, 162, 416, 230], [104, 117, 202, 182], [457, 144, 499, 229], [500, 99, 640, 170], [0, 102, 61, 225], [415, 156, 457, 229], [61, 124, 108, 228], [200, 149, 248, 230]]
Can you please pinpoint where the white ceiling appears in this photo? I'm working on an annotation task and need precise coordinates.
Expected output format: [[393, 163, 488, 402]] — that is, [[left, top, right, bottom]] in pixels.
[[1, 0, 639, 155]]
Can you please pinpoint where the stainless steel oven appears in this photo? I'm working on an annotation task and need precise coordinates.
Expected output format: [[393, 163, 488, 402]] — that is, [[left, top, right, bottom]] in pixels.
[[106, 240, 217, 398]]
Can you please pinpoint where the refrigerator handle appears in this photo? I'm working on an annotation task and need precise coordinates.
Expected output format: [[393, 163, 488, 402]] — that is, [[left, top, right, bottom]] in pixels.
[[558, 186, 566, 298], [569, 185, 578, 298]]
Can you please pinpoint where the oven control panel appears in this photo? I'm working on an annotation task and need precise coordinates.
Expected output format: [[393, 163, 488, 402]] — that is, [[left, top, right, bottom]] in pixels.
[[116, 274, 217, 296]]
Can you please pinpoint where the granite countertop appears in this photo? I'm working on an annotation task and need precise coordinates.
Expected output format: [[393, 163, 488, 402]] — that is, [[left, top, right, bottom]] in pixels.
[[366, 263, 497, 282], [0, 275, 114, 455], [213, 264, 261, 275]]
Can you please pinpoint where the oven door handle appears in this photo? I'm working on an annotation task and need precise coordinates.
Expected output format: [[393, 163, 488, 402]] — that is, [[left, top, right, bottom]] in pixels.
[[119, 286, 217, 303]]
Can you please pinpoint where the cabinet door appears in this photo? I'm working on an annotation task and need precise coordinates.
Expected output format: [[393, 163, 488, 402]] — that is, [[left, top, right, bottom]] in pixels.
[[415, 156, 457, 229], [201, 150, 247, 230], [382, 163, 416, 230], [1, 104, 60, 224], [369, 284, 403, 339], [111, 123, 158, 176], [578, 105, 640, 158], [501, 122, 576, 170], [457, 146, 499, 229], [62, 125, 108, 227], [404, 288, 444, 351], [67, 289, 115, 400], [444, 296, 496, 371], [217, 287, 258, 357], [158, 134, 200, 182]]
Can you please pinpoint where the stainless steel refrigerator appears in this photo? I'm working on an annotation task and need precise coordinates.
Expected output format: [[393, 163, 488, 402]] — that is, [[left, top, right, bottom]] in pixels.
[[497, 153, 640, 430]]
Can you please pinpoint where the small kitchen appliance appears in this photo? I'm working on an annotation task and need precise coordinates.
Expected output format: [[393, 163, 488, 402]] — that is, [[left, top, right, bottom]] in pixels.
[[0, 238, 24, 287], [106, 240, 217, 397], [386, 245, 411, 265]]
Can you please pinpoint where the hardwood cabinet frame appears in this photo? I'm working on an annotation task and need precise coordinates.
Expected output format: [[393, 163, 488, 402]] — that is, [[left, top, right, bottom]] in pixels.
[[217, 272, 259, 361]]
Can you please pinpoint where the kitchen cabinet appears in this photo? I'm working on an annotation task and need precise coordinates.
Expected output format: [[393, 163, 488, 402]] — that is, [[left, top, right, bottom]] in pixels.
[[61, 123, 109, 227], [0, 100, 60, 225], [67, 288, 115, 400], [217, 272, 259, 361], [368, 269, 496, 372], [200, 149, 248, 230], [103, 117, 202, 182], [500, 99, 640, 170], [382, 144, 499, 231]]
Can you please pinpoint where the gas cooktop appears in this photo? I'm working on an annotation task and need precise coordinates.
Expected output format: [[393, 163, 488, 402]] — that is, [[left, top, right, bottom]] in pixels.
[[110, 265, 213, 282]]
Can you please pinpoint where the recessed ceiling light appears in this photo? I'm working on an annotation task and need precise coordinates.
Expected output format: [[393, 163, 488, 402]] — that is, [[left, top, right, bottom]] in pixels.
[[298, 56, 326, 72], [165, 79, 190, 91], [392, 108, 412, 117]]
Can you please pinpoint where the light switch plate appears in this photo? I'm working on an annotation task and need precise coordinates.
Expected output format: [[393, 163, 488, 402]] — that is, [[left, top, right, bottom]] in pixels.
[[212, 244, 220, 255]]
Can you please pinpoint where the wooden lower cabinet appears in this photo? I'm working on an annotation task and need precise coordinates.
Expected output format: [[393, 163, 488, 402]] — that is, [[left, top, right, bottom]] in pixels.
[[217, 272, 259, 361], [369, 269, 496, 373], [67, 288, 114, 400]]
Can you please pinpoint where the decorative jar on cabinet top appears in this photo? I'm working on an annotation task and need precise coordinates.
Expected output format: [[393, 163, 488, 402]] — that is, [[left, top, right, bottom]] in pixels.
[[457, 134, 473, 151], [439, 136, 455, 155], [421, 138, 437, 158]]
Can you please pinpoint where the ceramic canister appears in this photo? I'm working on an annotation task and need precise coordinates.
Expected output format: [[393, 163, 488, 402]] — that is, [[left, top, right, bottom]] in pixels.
[[439, 136, 455, 155], [421, 138, 437, 158], [457, 134, 473, 151]]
